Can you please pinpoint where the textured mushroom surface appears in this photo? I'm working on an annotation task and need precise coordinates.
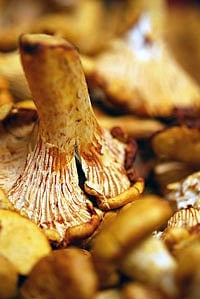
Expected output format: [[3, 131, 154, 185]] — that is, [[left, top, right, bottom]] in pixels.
[[167, 207, 200, 229], [0, 33, 141, 246]]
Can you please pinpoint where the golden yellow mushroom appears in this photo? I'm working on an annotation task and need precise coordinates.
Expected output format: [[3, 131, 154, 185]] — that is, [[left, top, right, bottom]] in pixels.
[[0, 33, 143, 246]]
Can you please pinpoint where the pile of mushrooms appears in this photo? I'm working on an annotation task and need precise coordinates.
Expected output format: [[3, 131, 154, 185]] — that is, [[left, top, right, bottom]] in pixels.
[[0, 33, 143, 247]]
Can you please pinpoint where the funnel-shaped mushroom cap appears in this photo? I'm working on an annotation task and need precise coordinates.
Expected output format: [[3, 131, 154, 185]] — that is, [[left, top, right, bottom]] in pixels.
[[0, 34, 143, 245]]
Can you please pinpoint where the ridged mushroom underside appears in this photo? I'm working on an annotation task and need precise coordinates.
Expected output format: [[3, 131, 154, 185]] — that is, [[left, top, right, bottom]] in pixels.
[[79, 128, 130, 208], [0, 33, 139, 244], [8, 138, 95, 238]]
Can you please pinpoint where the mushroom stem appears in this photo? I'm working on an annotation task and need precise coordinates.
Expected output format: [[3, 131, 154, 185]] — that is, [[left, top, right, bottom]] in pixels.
[[20, 33, 97, 154]]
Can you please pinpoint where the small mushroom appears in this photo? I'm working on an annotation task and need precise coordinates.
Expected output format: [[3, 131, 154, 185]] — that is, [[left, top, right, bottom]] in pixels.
[[0, 33, 142, 246], [167, 171, 200, 209]]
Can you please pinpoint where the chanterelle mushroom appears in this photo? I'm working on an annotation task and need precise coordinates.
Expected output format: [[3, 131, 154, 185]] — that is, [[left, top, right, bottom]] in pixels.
[[0, 33, 143, 246]]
